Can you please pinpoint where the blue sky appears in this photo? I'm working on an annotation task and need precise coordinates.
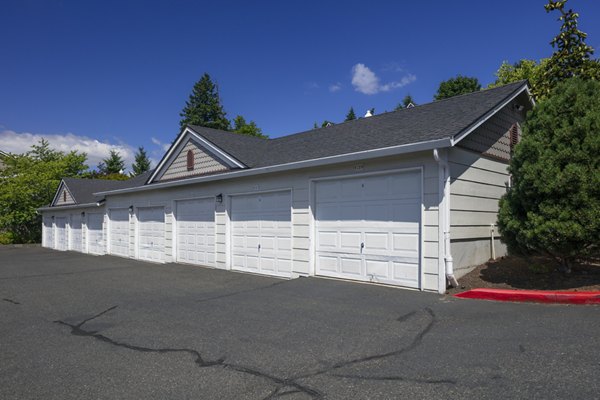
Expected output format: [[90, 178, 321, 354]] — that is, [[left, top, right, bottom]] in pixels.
[[1, 0, 599, 170]]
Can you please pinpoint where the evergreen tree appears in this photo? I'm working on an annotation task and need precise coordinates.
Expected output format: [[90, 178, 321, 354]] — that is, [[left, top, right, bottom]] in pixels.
[[321, 120, 335, 127], [97, 150, 125, 175], [131, 146, 151, 176], [232, 115, 267, 138], [345, 107, 357, 121], [179, 73, 230, 131], [498, 79, 600, 272], [434, 75, 481, 100], [395, 95, 417, 110]]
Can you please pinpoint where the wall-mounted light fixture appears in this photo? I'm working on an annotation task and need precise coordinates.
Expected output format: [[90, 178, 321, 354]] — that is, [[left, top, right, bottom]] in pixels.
[[81, 211, 85, 217], [51, 216, 55, 220], [513, 104, 524, 112], [128, 205, 134, 213], [215, 193, 223, 204]]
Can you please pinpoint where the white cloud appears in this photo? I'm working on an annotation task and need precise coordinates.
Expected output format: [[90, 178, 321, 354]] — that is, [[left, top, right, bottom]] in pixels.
[[0, 129, 137, 172], [151, 137, 170, 152], [379, 74, 417, 92], [351, 64, 380, 95], [329, 82, 342, 93], [351, 63, 416, 95]]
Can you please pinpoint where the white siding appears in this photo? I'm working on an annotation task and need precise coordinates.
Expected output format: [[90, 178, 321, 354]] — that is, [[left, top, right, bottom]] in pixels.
[[458, 100, 524, 161], [104, 151, 442, 292]]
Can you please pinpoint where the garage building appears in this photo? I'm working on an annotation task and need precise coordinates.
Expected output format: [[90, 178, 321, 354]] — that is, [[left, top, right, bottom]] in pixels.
[[40, 81, 534, 293]]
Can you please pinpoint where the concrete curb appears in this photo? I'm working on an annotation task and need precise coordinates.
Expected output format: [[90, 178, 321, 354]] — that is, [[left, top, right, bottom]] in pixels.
[[454, 288, 600, 304]]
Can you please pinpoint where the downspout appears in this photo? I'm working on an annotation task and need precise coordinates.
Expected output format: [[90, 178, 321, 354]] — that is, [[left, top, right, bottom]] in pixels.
[[433, 149, 459, 288]]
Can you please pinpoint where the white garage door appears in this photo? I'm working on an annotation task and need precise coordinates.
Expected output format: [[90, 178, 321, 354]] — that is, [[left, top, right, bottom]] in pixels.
[[43, 217, 54, 248], [69, 214, 83, 252], [231, 191, 292, 278], [55, 217, 67, 251], [87, 213, 105, 255], [109, 209, 129, 257], [315, 170, 422, 288], [176, 198, 215, 266], [138, 207, 165, 263]]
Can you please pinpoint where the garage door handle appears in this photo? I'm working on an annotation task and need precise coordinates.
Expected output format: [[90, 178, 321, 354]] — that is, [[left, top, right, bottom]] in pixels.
[[360, 242, 364, 253], [258, 244, 261, 251]]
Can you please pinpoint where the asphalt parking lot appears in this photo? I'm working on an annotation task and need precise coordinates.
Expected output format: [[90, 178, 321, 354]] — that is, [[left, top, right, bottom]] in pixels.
[[1, 247, 599, 399]]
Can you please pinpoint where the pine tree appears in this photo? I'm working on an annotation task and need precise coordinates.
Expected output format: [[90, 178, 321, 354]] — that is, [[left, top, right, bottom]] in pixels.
[[131, 146, 151, 176], [395, 95, 417, 110], [345, 107, 357, 121], [97, 150, 125, 175], [179, 73, 230, 131], [498, 78, 600, 272]]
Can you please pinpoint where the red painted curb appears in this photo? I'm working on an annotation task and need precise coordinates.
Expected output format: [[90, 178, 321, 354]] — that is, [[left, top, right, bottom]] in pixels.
[[454, 288, 600, 304]]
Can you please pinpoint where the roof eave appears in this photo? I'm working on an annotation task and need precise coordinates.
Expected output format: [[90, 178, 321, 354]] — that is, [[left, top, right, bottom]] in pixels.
[[94, 137, 452, 196], [37, 201, 103, 212], [451, 81, 533, 146]]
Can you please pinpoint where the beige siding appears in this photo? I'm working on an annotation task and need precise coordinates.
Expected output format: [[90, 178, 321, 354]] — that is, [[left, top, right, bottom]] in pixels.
[[449, 146, 510, 272], [458, 102, 524, 161], [157, 140, 228, 181], [54, 186, 75, 206], [104, 151, 442, 293]]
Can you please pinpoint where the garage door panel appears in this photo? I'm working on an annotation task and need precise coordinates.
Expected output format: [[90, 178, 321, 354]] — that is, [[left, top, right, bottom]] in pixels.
[[87, 213, 104, 255], [340, 232, 361, 250], [109, 209, 129, 257], [392, 262, 419, 282], [318, 255, 338, 272], [316, 171, 422, 289], [69, 215, 83, 252], [175, 199, 215, 266], [138, 207, 164, 263], [55, 217, 67, 251], [364, 232, 389, 250], [231, 191, 292, 278], [340, 257, 362, 275], [365, 259, 389, 279]]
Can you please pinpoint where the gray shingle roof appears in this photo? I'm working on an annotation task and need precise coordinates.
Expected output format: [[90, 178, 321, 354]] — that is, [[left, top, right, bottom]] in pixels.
[[190, 80, 528, 168], [59, 170, 153, 205]]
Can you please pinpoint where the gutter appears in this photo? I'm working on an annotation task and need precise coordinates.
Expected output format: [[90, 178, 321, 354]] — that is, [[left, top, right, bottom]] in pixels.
[[37, 201, 103, 212], [95, 137, 453, 196], [433, 148, 459, 288]]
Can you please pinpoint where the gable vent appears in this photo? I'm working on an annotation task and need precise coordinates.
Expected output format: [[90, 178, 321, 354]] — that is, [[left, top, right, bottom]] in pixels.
[[186, 149, 194, 171]]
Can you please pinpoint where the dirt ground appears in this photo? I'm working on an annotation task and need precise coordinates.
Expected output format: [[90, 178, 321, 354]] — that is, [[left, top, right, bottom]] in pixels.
[[448, 256, 600, 295]]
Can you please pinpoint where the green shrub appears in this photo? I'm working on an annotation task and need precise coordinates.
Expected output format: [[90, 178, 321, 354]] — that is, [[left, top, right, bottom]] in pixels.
[[498, 78, 600, 271]]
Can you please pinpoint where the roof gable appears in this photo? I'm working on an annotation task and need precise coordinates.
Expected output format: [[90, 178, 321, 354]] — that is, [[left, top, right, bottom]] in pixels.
[[147, 128, 246, 184], [51, 181, 76, 206], [154, 138, 229, 182]]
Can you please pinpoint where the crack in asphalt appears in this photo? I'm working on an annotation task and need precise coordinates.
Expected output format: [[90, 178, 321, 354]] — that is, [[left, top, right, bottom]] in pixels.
[[331, 373, 457, 385], [290, 307, 437, 382], [54, 305, 441, 399], [2, 298, 21, 305], [54, 306, 323, 399], [196, 280, 289, 304]]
